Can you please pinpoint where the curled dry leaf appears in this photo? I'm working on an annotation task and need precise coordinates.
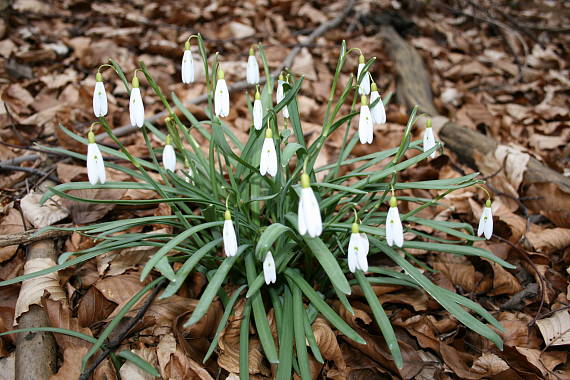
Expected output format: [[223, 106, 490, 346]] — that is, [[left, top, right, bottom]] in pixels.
[[470, 353, 510, 377], [0, 207, 25, 263], [42, 297, 92, 349], [14, 258, 66, 323], [119, 346, 158, 380], [61, 187, 127, 224], [157, 333, 213, 380], [49, 346, 89, 380], [526, 228, 570, 254], [312, 317, 346, 370], [76, 286, 116, 328], [20, 191, 69, 229], [487, 261, 522, 296], [536, 310, 570, 347]]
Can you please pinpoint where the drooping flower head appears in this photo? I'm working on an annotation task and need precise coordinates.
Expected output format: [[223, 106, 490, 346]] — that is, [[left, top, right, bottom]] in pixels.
[[246, 46, 260, 85], [423, 118, 436, 159], [129, 75, 145, 128], [223, 209, 238, 257], [263, 251, 276, 285], [348, 222, 369, 273], [260, 127, 277, 177], [253, 88, 263, 130], [370, 82, 386, 125], [93, 71, 108, 118], [182, 40, 195, 84], [357, 54, 370, 95], [162, 134, 176, 172], [297, 173, 323, 238], [86, 130, 106, 185], [215, 68, 230, 117], [358, 95, 373, 144], [276, 73, 289, 118], [386, 196, 404, 247], [477, 199, 493, 240]]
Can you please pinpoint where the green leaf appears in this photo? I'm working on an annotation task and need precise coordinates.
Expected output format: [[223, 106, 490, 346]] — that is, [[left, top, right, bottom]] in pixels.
[[292, 283, 311, 380], [282, 143, 306, 166], [303, 309, 324, 363], [203, 285, 247, 363], [239, 300, 252, 380], [184, 245, 247, 327], [275, 286, 294, 380], [355, 270, 403, 368], [302, 235, 351, 295], [284, 269, 365, 345], [255, 223, 291, 261]]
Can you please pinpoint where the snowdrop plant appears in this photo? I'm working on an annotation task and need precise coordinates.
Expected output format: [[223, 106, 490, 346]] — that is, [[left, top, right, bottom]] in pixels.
[[181, 40, 195, 84], [162, 135, 176, 171], [129, 74, 145, 127], [423, 118, 437, 158], [358, 95, 373, 144], [478, 199, 494, 239], [259, 127, 277, 177], [252, 88, 263, 130], [370, 82, 386, 125], [92, 72, 108, 117], [357, 54, 370, 95], [276, 72, 289, 118], [17, 37, 516, 379], [86, 129, 106, 185]]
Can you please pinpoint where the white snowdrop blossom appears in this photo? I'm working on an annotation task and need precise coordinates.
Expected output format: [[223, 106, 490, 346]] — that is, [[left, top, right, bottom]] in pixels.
[[129, 76, 145, 128], [348, 223, 369, 273], [386, 196, 404, 247], [215, 68, 230, 117], [477, 200, 494, 240], [246, 47, 259, 85], [423, 119, 436, 158], [162, 135, 176, 171], [357, 54, 370, 95], [253, 89, 263, 130], [370, 82, 386, 125], [358, 95, 373, 144], [184, 166, 193, 183], [93, 72, 108, 117], [263, 251, 277, 285], [260, 128, 277, 177], [223, 210, 238, 257], [86, 131, 106, 185], [297, 173, 322, 238], [181, 41, 195, 84], [276, 73, 289, 118]]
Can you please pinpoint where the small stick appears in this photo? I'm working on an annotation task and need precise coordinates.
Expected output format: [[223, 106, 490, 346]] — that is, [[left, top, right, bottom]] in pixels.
[[0, 225, 73, 248], [0, 164, 60, 183]]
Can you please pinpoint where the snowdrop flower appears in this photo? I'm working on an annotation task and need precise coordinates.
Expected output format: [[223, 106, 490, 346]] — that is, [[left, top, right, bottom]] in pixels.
[[253, 89, 263, 130], [162, 135, 176, 171], [357, 54, 370, 95], [183, 163, 193, 183], [348, 222, 370, 273], [423, 118, 436, 159], [477, 200, 493, 240], [86, 131, 106, 185], [386, 196, 404, 248], [276, 73, 289, 118], [181, 41, 195, 84], [358, 95, 373, 144], [129, 76, 145, 127], [260, 128, 277, 177], [297, 173, 322, 238], [263, 251, 277, 285], [223, 209, 238, 257], [215, 68, 230, 117], [93, 72, 108, 117], [370, 82, 386, 125], [246, 47, 259, 85]]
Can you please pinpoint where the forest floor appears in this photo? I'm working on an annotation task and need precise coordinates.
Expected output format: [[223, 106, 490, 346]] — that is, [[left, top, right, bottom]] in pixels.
[[0, 0, 569, 379]]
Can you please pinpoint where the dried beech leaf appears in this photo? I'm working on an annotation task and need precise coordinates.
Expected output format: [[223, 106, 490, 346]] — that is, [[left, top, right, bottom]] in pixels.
[[42, 297, 92, 350], [0, 207, 25, 263], [526, 228, 570, 254], [470, 353, 509, 377], [76, 286, 116, 327], [49, 347, 88, 380], [62, 187, 126, 224], [536, 311, 570, 346], [157, 333, 214, 380], [14, 258, 66, 323], [119, 346, 158, 380], [312, 317, 346, 370], [20, 192, 69, 229]]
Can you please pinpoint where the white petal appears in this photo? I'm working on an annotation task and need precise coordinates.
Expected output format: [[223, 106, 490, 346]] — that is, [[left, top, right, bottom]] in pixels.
[[357, 63, 370, 95], [87, 144, 100, 185], [348, 249, 357, 273], [163, 144, 176, 171], [223, 220, 238, 257], [385, 207, 395, 246], [423, 128, 436, 158], [298, 196, 307, 235], [370, 90, 386, 124], [302, 188, 322, 237], [276, 80, 284, 103], [215, 79, 229, 117], [358, 105, 373, 144], [390, 207, 404, 247], [253, 99, 263, 130], [348, 233, 359, 273], [95, 146, 106, 184], [260, 137, 277, 176], [356, 247, 368, 272], [359, 233, 369, 256], [129, 88, 145, 127], [93, 82, 108, 117], [477, 211, 485, 237], [182, 50, 195, 84], [263, 251, 276, 285], [483, 207, 493, 240], [247, 55, 259, 84]]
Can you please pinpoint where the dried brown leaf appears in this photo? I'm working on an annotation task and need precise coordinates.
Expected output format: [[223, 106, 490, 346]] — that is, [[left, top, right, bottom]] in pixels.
[[76, 286, 116, 327], [536, 311, 570, 347], [49, 347, 89, 380], [20, 192, 69, 229], [42, 297, 92, 350], [312, 317, 346, 370], [119, 346, 158, 380], [526, 228, 570, 254]]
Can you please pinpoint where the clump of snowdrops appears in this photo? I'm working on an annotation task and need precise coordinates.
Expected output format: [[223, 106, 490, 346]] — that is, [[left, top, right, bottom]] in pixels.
[[2, 34, 511, 378]]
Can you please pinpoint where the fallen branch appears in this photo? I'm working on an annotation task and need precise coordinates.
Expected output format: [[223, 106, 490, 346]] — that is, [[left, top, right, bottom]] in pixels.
[[0, 224, 73, 248], [95, 0, 355, 142]]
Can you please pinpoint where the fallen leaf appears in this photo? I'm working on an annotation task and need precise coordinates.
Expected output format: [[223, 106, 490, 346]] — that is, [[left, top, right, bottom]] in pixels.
[[119, 346, 158, 380], [20, 192, 69, 229], [313, 317, 346, 371], [536, 310, 570, 346], [42, 297, 92, 349], [49, 347, 88, 380], [526, 228, 570, 254]]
